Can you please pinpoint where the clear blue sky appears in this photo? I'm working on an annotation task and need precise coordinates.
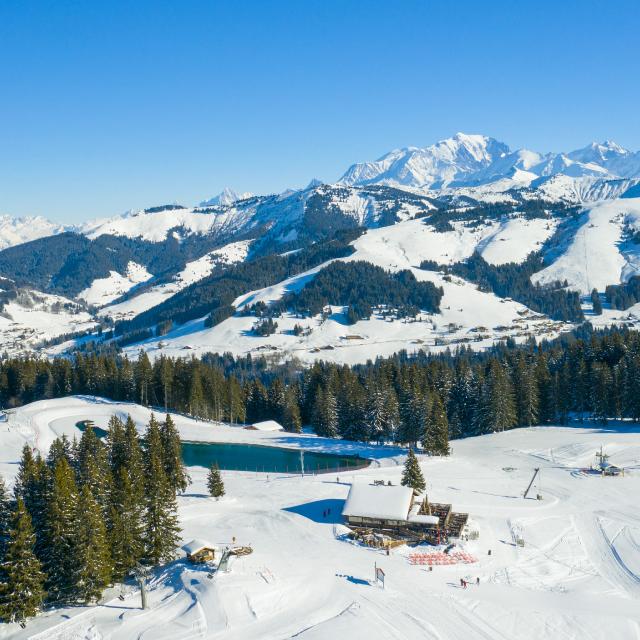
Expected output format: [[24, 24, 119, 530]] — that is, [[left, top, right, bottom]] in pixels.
[[1, 0, 639, 223]]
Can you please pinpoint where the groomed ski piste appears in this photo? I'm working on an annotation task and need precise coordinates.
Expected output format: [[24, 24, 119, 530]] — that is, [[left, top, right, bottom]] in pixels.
[[1, 396, 639, 639]]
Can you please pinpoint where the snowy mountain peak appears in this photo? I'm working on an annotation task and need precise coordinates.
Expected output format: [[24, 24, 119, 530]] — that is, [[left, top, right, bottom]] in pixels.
[[0, 214, 69, 250], [338, 133, 512, 189], [200, 187, 253, 207], [305, 178, 324, 190], [338, 133, 640, 190]]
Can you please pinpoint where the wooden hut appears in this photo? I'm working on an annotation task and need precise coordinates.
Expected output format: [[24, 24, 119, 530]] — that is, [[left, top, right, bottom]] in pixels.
[[183, 539, 216, 563]]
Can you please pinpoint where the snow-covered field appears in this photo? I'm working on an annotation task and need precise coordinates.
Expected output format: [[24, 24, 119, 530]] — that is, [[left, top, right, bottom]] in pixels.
[[99, 240, 252, 321], [1, 397, 639, 639], [533, 198, 640, 293], [78, 262, 153, 307], [0, 291, 96, 355]]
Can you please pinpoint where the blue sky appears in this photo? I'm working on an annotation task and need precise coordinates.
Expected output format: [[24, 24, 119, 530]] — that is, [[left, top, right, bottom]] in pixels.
[[1, 0, 639, 223]]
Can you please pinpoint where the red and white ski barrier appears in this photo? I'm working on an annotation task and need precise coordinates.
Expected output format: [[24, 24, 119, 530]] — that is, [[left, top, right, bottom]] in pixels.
[[408, 551, 477, 566]]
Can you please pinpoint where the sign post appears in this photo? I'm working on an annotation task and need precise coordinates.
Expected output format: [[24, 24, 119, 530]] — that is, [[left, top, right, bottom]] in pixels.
[[374, 563, 385, 589]]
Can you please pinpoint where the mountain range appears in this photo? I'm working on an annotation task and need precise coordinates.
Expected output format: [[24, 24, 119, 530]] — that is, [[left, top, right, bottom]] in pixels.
[[1, 132, 640, 364], [338, 132, 640, 189]]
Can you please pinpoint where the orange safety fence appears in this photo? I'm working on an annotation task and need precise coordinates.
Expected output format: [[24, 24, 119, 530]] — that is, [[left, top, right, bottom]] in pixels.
[[408, 551, 477, 566]]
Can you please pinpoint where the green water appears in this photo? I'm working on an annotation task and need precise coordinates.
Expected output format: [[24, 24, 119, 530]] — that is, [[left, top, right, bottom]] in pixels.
[[76, 421, 368, 473]]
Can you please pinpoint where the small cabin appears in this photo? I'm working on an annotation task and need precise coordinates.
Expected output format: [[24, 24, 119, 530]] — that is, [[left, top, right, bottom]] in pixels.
[[183, 539, 216, 564], [245, 420, 284, 432]]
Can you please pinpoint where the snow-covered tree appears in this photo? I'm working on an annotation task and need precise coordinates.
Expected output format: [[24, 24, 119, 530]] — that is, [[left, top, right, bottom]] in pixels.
[[43, 458, 80, 603], [207, 464, 225, 499], [161, 414, 190, 494], [401, 448, 426, 493], [75, 486, 112, 603], [143, 416, 180, 564], [0, 499, 46, 623]]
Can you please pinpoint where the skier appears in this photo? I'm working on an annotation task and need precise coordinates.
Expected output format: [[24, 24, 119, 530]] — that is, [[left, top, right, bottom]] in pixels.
[[476, 577, 480, 586]]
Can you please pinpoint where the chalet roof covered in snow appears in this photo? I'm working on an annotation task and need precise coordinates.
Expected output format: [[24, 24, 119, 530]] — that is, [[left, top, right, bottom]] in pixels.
[[182, 538, 214, 555], [250, 420, 284, 431], [342, 483, 414, 521], [407, 513, 440, 525]]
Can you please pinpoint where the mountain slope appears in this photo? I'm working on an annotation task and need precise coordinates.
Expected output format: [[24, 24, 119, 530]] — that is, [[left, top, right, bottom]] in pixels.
[[532, 197, 640, 293], [120, 215, 571, 365]]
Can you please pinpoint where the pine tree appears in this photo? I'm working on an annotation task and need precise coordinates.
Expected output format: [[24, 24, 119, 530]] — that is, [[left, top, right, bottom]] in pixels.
[[281, 387, 302, 433], [0, 475, 13, 559], [312, 386, 338, 437], [77, 425, 112, 515], [13, 444, 36, 502], [109, 469, 144, 581], [512, 353, 539, 427], [480, 359, 516, 433], [106, 415, 127, 474], [397, 388, 425, 446], [188, 367, 206, 418], [43, 459, 80, 603], [46, 435, 74, 470], [0, 499, 46, 623], [591, 289, 603, 315], [400, 448, 426, 493], [143, 416, 181, 565], [423, 393, 450, 455], [207, 464, 225, 499], [160, 414, 190, 494], [14, 448, 49, 557], [75, 486, 112, 603], [365, 385, 386, 444]]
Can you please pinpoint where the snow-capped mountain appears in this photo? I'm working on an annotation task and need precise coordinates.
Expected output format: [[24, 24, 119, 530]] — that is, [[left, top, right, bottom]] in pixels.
[[3, 131, 640, 363], [199, 187, 253, 207], [0, 214, 69, 250], [338, 133, 640, 190]]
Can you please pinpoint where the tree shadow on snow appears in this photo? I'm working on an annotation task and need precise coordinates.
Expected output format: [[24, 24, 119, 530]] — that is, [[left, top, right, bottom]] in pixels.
[[284, 498, 345, 523]]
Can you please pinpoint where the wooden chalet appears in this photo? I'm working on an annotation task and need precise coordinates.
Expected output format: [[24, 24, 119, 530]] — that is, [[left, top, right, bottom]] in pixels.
[[342, 482, 468, 543], [183, 539, 216, 563]]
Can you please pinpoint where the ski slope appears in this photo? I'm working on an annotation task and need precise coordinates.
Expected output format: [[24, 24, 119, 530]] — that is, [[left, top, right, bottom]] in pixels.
[[1, 396, 640, 639], [532, 197, 640, 293]]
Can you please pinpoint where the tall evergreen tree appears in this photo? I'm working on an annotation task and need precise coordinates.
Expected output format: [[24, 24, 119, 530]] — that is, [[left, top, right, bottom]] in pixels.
[[77, 426, 111, 515], [591, 289, 603, 315], [0, 499, 46, 623], [43, 459, 80, 603], [423, 393, 450, 455], [207, 464, 225, 499], [0, 475, 12, 567], [46, 435, 74, 470], [480, 359, 516, 433], [312, 386, 339, 437], [281, 387, 302, 433], [75, 486, 112, 603], [400, 448, 426, 493], [160, 414, 190, 494], [109, 469, 144, 581], [512, 353, 539, 427], [143, 416, 181, 565]]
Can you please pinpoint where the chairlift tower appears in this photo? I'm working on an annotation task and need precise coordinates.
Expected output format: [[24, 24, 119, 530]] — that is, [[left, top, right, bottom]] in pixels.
[[523, 468, 541, 500]]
